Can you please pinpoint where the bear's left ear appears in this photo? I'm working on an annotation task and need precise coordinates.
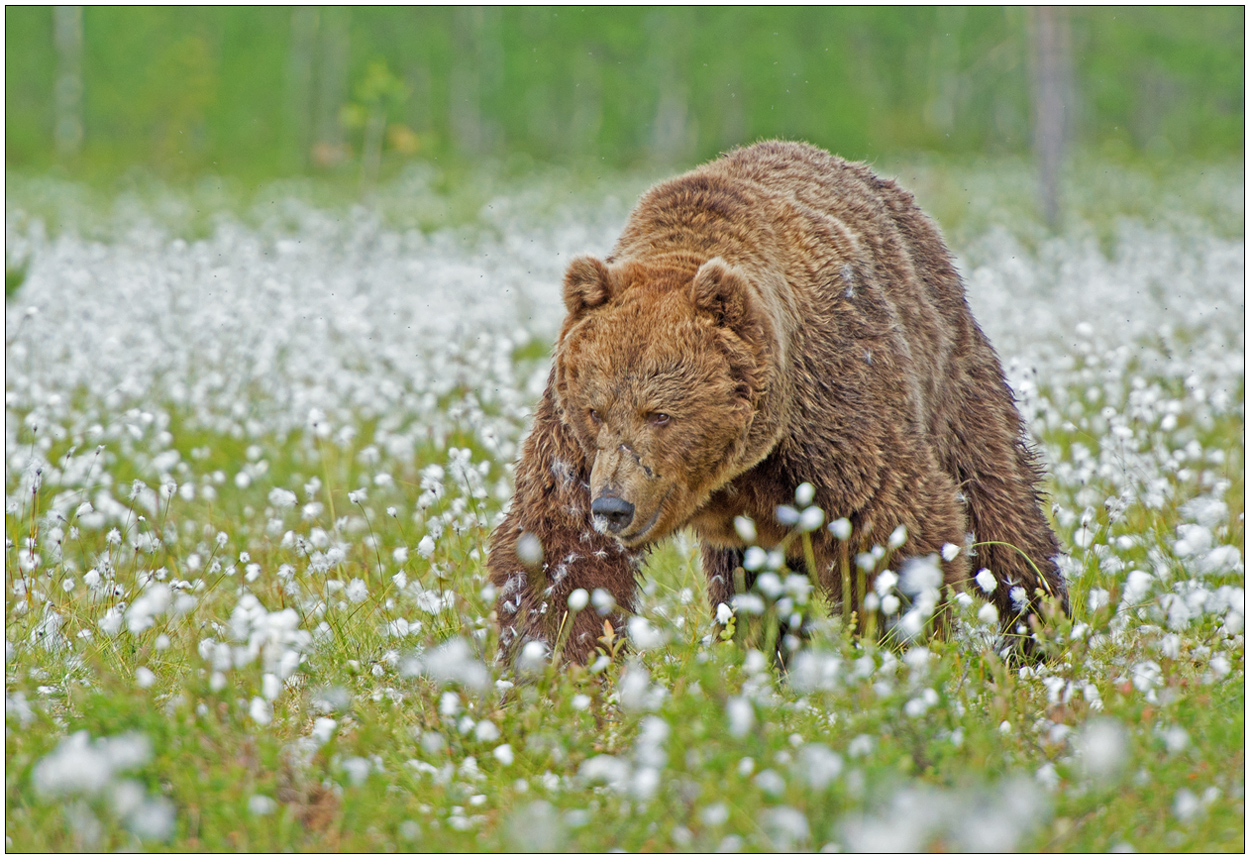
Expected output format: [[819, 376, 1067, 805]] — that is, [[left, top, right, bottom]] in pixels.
[[691, 257, 766, 344]]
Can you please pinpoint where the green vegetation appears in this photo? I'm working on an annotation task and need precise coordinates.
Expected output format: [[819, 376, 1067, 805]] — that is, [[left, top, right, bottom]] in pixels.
[[4, 158, 1244, 850], [4, 9, 1243, 849], [3, 373, 1243, 850], [6, 7, 1244, 183]]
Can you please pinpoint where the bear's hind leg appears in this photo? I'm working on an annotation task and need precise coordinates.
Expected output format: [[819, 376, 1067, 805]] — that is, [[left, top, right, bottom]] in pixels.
[[941, 342, 1068, 658]]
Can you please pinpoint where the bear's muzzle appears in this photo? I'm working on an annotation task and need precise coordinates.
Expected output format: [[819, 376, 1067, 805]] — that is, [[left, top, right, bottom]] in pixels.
[[590, 494, 635, 533]]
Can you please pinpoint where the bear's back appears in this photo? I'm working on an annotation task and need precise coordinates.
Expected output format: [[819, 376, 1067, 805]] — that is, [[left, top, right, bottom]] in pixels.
[[615, 141, 965, 316], [613, 140, 988, 455]]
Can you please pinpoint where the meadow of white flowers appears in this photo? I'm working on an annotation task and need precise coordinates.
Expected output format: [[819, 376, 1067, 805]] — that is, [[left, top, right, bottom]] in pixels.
[[5, 162, 1244, 850]]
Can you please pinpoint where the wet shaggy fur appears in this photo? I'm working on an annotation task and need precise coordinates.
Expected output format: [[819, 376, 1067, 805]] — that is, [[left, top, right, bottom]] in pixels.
[[488, 140, 1068, 664]]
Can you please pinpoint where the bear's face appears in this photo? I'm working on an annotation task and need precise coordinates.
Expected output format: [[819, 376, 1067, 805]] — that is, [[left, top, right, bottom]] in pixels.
[[554, 256, 773, 547]]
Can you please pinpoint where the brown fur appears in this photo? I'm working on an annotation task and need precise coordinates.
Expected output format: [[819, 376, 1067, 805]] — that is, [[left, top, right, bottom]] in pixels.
[[488, 140, 1067, 664]]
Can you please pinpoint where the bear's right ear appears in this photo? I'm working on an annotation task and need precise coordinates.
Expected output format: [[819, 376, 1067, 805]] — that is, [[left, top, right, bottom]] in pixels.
[[562, 255, 616, 319]]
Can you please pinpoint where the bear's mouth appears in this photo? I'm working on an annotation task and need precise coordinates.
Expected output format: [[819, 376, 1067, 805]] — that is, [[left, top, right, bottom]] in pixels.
[[614, 488, 673, 547]]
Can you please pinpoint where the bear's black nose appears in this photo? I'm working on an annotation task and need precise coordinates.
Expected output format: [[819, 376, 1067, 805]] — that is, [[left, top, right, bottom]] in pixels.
[[591, 495, 635, 532]]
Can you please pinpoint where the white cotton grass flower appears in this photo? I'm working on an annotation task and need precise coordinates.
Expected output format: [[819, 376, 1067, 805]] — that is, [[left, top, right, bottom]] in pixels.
[[797, 506, 825, 532], [899, 557, 943, 596], [473, 720, 501, 743], [567, 588, 589, 612], [1159, 725, 1190, 755], [249, 697, 273, 725], [975, 568, 997, 594], [760, 806, 811, 851], [627, 616, 667, 650], [517, 640, 549, 674], [888, 525, 908, 550], [754, 769, 786, 797], [311, 717, 338, 745], [874, 569, 899, 596], [896, 609, 927, 639], [1121, 569, 1153, 605], [743, 649, 769, 675], [99, 607, 124, 636], [733, 593, 767, 616], [401, 637, 491, 691], [787, 650, 841, 693], [126, 584, 171, 634], [840, 777, 1048, 853], [794, 744, 843, 790], [829, 517, 852, 541], [617, 665, 669, 716], [580, 754, 633, 795], [701, 803, 730, 827], [754, 572, 784, 600], [248, 794, 278, 816], [1074, 717, 1129, 783], [32, 731, 153, 798], [1087, 588, 1110, 613], [267, 487, 297, 508], [438, 692, 461, 718], [413, 589, 454, 614], [726, 696, 755, 738], [1009, 587, 1028, 612], [794, 482, 816, 506], [345, 578, 369, 603], [590, 588, 616, 615], [417, 534, 437, 559], [515, 532, 543, 567], [941, 542, 960, 562], [775, 504, 801, 527], [734, 516, 758, 543]]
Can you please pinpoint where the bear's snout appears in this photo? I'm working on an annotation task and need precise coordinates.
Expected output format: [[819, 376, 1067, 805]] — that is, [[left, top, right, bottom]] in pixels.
[[590, 494, 635, 532]]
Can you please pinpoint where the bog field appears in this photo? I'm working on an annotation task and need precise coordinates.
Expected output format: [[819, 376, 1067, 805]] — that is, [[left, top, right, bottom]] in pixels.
[[4, 158, 1245, 851]]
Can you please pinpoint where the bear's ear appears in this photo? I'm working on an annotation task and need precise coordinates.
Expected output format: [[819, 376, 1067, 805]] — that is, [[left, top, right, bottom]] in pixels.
[[691, 257, 764, 341], [562, 255, 615, 319]]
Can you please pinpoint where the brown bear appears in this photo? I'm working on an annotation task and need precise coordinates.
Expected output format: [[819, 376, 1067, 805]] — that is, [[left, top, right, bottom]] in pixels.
[[488, 140, 1067, 665]]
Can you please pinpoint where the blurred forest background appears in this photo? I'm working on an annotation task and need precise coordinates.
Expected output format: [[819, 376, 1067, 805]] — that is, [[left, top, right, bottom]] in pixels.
[[4, 6, 1244, 185]]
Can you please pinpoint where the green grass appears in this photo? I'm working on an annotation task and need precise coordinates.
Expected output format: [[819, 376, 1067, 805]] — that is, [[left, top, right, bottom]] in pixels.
[[5, 389, 1243, 850], [4, 157, 1244, 850]]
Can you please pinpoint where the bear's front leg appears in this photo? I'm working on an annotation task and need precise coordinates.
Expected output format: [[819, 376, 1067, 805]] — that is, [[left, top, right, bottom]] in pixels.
[[488, 383, 644, 665]]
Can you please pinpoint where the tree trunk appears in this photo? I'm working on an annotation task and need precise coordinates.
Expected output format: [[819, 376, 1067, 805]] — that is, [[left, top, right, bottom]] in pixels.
[[53, 5, 84, 159], [1030, 7, 1073, 229], [311, 6, 350, 167], [287, 7, 318, 170]]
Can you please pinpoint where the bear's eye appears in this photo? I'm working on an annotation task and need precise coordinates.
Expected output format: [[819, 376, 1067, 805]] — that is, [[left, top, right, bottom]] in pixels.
[[588, 409, 602, 425], [649, 412, 671, 427]]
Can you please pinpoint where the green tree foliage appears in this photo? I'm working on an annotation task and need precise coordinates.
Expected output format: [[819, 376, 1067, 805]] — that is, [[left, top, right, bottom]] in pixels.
[[4, 6, 1243, 181]]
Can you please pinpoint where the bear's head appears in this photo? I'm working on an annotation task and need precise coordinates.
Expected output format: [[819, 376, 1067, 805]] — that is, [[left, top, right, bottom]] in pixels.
[[553, 254, 782, 547]]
